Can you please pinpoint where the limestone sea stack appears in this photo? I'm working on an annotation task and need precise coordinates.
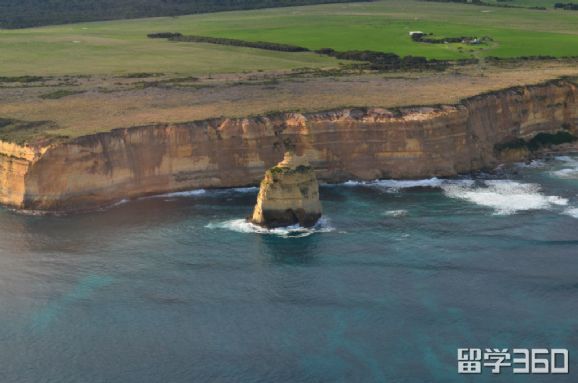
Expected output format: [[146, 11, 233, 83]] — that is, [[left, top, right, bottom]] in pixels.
[[250, 151, 322, 228]]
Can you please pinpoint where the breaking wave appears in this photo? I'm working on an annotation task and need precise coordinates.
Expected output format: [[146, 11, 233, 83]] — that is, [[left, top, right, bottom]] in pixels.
[[206, 217, 335, 238], [551, 156, 578, 179], [230, 187, 259, 193], [514, 159, 546, 169], [442, 180, 568, 215], [343, 177, 474, 191], [563, 208, 578, 219], [158, 189, 207, 198], [383, 209, 408, 217], [555, 156, 578, 163], [152, 186, 258, 199]]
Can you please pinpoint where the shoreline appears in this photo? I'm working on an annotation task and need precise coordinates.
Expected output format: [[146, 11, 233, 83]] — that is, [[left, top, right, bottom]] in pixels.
[[1, 78, 576, 212], [7, 148, 577, 217], [0, 77, 576, 212]]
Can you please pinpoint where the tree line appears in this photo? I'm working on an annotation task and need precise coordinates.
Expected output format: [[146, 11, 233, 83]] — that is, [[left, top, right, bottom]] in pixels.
[[418, 0, 547, 10], [149, 33, 309, 52], [315, 48, 458, 70], [554, 3, 578, 10], [0, 0, 370, 29], [149, 33, 457, 71]]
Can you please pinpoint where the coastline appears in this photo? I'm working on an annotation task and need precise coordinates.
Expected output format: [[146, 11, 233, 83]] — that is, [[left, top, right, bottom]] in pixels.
[[6, 147, 578, 216], [1, 78, 576, 212]]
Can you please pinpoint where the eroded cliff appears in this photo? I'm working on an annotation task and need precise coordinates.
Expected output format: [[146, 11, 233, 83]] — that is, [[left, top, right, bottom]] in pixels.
[[1, 79, 576, 211]]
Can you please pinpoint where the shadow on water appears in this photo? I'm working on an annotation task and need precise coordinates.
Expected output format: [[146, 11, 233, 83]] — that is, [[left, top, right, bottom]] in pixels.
[[258, 234, 322, 266]]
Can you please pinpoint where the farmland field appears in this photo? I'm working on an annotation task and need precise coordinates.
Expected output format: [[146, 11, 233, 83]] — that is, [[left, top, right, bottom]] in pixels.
[[1, 0, 577, 76], [482, 0, 566, 7]]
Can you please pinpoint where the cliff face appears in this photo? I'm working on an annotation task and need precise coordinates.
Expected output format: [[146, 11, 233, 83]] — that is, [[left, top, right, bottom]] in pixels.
[[1, 79, 576, 211], [251, 152, 322, 228], [0, 142, 48, 207]]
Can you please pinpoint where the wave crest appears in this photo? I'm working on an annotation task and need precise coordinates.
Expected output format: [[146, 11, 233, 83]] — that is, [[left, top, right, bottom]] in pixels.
[[158, 189, 207, 198], [151, 187, 258, 199], [563, 208, 578, 219], [551, 156, 578, 179], [206, 217, 335, 238], [442, 180, 568, 215], [343, 177, 473, 191], [383, 209, 408, 217]]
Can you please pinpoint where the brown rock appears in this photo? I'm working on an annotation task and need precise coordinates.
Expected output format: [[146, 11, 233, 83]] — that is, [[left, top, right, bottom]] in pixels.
[[250, 152, 322, 228]]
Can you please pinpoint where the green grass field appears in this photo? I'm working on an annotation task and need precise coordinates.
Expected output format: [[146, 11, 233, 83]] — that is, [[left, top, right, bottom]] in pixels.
[[0, 0, 577, 76]]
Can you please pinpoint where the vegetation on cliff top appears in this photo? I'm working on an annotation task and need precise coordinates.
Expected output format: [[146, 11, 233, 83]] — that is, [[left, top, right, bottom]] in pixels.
[[0, 118, 63, 145], [39, 90, 86, 100], [1, 69, 576, 142]]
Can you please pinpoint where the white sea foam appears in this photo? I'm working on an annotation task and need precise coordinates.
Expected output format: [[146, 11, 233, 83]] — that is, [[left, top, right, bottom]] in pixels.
[[563, 208, 578, 219], [552, 168, 578, 179], [442, 180, 568, 215], [549, 156, 578, 179], [158, 189, 207, 198], [374, 178, 445, 189], [514, 159, 546, 169], [105, 198, 129, 209], [383, 209, 408, 217], [554, 156, 578, 163], [230, 187, 259, 193], [344, 177, 442, 188], [206, 217, 335, 238], [343, 177, 473, 191], [150, 186, 259, 199]]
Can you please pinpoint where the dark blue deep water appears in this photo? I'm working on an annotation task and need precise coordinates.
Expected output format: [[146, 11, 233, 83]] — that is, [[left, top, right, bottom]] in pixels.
[[1, 155, 578, 383]]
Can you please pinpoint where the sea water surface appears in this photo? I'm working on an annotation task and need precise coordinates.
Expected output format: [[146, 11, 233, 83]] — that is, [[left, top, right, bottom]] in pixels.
[[1, 155, 578, 383]]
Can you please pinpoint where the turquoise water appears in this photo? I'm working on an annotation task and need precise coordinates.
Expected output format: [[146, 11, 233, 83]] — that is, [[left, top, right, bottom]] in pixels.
[[1, 155, 578, 382]]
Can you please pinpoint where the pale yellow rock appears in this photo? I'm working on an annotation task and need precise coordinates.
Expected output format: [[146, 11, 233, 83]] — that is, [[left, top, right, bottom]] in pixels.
[[251, 152, 322, 228], [0, 80, 575, 211]]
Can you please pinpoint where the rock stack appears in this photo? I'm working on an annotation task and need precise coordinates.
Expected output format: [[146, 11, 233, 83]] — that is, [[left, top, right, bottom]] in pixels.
[[250, 151, 322, 228]]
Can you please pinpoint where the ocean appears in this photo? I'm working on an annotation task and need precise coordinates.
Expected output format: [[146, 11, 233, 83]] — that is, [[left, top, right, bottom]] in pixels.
[[1, 155, 577, 382]]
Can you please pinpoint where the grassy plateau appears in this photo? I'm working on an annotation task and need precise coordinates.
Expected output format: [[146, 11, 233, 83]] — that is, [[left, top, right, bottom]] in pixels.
[[1, 0, 577, 143], [1, 0, 577, 76]]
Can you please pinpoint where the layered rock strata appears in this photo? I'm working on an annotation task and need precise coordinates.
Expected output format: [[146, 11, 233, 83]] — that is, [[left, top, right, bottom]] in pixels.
[[251, 151, 322, 228], [0, 79, 576, 211]]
